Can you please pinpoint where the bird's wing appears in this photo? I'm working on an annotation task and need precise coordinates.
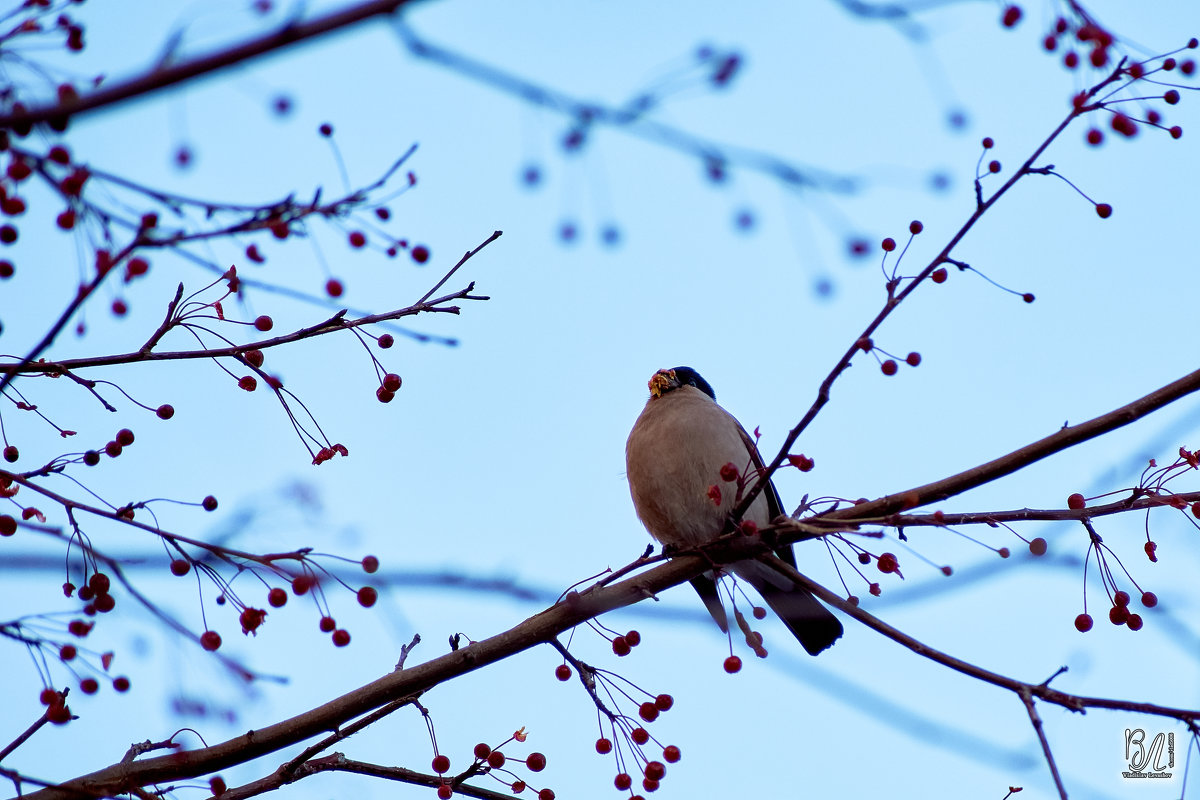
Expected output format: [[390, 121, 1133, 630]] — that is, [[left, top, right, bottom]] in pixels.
[[735, 421, 796, 569]]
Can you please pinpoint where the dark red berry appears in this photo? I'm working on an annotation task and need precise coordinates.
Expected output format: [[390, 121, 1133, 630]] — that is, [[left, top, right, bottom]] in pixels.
[[200, 631, 222, 651], [1074, 613, 1093, 632]]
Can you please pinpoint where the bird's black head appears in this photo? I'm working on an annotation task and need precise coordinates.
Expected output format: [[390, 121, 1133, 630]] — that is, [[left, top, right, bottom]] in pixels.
[[670, 367, 715, 400]]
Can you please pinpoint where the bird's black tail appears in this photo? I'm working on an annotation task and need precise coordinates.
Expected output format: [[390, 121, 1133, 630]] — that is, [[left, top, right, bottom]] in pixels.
[[749, 572, 843, 656]]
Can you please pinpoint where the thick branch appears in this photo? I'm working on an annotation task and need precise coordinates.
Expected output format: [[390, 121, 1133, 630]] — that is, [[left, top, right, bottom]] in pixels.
[[821, 367, 1200, 522], [0, 0, 413, 130], [18, 554, 709, 800]]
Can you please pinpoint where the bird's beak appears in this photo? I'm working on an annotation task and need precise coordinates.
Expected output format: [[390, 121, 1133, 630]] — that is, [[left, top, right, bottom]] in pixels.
[[648, 368, 680, 399]]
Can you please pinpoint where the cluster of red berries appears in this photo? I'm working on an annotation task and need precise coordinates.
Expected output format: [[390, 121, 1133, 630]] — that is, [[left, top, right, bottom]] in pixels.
[[1075, 589, 1157, 633], [593, 731, 680, 797], [62, 570, 118, 615], [856, 336, 922, 377], [430, 739, 552, 799]]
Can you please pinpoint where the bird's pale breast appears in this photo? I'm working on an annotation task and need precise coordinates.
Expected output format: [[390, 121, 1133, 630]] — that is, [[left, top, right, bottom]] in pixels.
[[626, 388, 772, 548]]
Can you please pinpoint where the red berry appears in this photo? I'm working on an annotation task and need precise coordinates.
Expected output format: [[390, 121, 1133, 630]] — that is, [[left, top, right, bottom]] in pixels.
[[595, 738, 612, 754], [436, 785, 452, 800], [880, 360, 898, 376], [377, 334, 394, 349], [1001, 5, 1021, 27], [2, 445, 17, 462], [319, 616, 336, 632], [908, 220, 923, 235], [752, 606, 766, 620], [1086, 128, 1103, 146], [988, 160, 1001, 173], [1108, 605, 1129, 625], [981, 137, 994, 149], [655, 693, 674, 711], [362, 555, 379, 573], [1029, 538, 1047, 556], [1095, 203, 1112, 218], [319, 123, 333, 137], [723, 655, 742, 673], [80, 678, 99, 694], [254, 315, 273, 332], [202, 495, 218, 511], [376, 387, 394, 403], [1127, 613, 1144, 631], [105, 441, 122, 458], [612, 636, 630, 656], [112, 676, 130, 692], [331, 628, 351, 647], [348, 231, 366, 248], [238, 375, 257, 392], [1064, 51, 1079, 69], [639, 702, 659, 722], [47, 703, 71, 724], [719, 462, 739, 482], [111, 298, 127, 316], [1022, 293, 1035, 303], [268, 587, 288, 607], [56, 209, 76, 230], [60, 644, 77, 661], [1170, 126, 1183, 140], [869, 582, 882, 596], [614, 774, 632, 791], [877, 553, 898, 573], [383, 373, 402, 392], [170, 559, 191, 576], [357, 586, 377, 607], [200, 631, 222, 651], [1074, 613, 1093, 632], [432, 755, 450, 773], [526, 752, 547, 772], [487, 751, 505, 768], [157, 404, 175, 419], [931, 267, 948, 283], [325, 278, 344, 297], [1067, 493, 1085, 510], [625, 630, 641, 647], [245, 349, 264, 368], [663, 745, 681, 763], [1145, 541, 1158, 562], [881, 237, 896, 252], [411, 245, 430, 263], [997, 547, 1010, 559], [905, 352, 921, 367], [631, 727, 650, 745], [554, 664, 571, 681], [644, 761, 666, 781], [1113, 590, 1130, 607]]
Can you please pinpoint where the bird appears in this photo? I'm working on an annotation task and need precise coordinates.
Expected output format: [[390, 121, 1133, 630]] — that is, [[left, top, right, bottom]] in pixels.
[[625, 366, 842, 656]]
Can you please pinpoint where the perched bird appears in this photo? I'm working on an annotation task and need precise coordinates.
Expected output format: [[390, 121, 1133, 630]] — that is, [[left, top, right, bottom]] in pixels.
[[625, 366, 842, 656]]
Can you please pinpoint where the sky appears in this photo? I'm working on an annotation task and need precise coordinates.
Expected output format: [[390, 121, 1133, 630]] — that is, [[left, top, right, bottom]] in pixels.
[[2, 1, 1200, 799]]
